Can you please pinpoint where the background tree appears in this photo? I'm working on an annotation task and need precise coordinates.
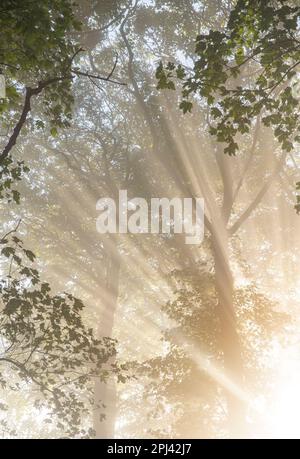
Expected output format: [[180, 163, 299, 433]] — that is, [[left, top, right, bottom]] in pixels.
[[156, 0, 300, 435], [0, 0, 126, 438]]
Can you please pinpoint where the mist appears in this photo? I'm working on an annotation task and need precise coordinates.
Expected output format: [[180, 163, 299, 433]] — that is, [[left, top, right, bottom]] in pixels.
[[1, 0, 300, 440]]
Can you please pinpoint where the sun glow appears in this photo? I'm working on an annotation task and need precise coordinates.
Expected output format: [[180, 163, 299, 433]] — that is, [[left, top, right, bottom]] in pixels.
[[267, 349, 300, 439]]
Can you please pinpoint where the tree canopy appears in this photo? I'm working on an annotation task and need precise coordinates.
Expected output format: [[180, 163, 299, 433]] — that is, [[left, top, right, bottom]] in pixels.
[[156, 0, 300, 208]]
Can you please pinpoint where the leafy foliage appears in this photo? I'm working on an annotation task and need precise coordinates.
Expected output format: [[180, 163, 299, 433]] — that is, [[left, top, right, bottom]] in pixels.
[[0, 0, 81, 136], [0, 155, 29, 204], [156, 1, 300, 206], [0, 228, 120, 437], [139, 263, 289, 438]]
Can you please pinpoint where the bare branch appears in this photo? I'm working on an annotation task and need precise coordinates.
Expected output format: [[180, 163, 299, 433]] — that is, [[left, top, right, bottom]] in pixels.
[[229, 153, 287, 235], [71, 69, 125, 86]]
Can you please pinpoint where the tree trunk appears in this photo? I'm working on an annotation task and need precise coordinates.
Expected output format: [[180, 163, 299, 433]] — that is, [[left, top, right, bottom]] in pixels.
[[211, 229, 246, 438], [93, 238, 121, 439]]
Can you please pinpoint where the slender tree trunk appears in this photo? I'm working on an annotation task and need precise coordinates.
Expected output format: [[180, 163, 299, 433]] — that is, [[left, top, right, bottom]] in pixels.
[[211, 229, 246, 437], [93, 238, 121, 439]]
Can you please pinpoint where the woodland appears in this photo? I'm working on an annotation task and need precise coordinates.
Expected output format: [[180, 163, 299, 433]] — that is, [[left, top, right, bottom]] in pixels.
[[1, 0, 300, 439]]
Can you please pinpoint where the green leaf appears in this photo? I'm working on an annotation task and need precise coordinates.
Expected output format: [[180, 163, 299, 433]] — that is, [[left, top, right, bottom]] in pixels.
[[23, 249, 36, 262], [179, 100, 193, 114], [50, 127, 58, 137]]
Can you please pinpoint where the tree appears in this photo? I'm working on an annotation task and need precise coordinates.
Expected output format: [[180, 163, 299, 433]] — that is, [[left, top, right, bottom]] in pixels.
[[155, 0, 300, 436], [0, 0, 124, 202], [0, 221, 122, 437], [138, 261, 288, 438], [156, 0, 300, 202], [0, 0, 127, 437]]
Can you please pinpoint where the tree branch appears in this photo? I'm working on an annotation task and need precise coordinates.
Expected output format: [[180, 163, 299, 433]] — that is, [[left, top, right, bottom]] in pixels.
[[0, 218, 22, 243], [0, 56, 125, 164], [71, 69, 125, 86], [0, 76, 69, 164], [229, 153, 287, 235]]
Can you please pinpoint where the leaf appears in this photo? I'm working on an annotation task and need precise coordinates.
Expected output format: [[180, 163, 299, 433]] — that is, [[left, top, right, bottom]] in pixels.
[[1, 246, 15, 258], [23, 249, 36, 262], [12, 190, 20, 204], [50, 127, 58, 137], [5, 298, 22, 315], [179, 100, 193, 114]]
